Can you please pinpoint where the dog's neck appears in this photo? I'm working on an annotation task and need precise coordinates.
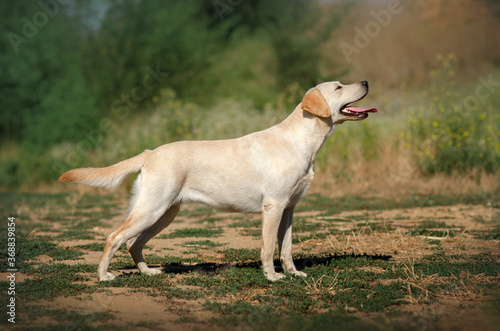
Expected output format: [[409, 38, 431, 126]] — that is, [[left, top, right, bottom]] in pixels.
[[275, 104, 338, 165]]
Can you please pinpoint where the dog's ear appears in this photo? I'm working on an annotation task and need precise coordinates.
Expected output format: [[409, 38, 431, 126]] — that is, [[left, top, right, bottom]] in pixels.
[[301, 88, 331, 117]]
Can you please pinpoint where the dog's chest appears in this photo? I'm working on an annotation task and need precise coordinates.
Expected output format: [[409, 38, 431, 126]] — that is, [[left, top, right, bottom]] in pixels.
[[288, 169, 314, 206]]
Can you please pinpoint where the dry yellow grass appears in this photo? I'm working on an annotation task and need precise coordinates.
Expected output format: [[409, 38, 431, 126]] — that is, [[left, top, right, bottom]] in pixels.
[[311, 145, 499, 197]]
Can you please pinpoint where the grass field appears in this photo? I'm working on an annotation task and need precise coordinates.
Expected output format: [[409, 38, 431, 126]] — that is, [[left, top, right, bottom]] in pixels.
[[1, 188, 498, 330]]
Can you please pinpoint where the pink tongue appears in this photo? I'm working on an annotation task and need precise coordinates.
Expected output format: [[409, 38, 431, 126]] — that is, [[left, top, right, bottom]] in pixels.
[[345, 106, 378, 113]]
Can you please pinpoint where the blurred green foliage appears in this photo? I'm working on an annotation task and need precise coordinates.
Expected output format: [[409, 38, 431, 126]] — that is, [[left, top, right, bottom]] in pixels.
[[0, 0, 342, 186], [1, 1, 498, 188], [0, 0, 341, 187], [405, 53, 500, 174], [0, 2, 98, 152]]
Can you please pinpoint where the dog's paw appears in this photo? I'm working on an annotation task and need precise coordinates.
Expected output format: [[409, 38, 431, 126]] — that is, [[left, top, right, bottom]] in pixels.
[[290, 270, 308, 278], [265, 271, 286, 282], [142, 268, 163, 276], [98, 272, 116, 282]]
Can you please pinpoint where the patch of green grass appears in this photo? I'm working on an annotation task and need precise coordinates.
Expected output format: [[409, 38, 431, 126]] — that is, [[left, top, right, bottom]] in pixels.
[[178, 205, 214, 218], [257, 310, 370, 331], [15, 263, 100, 301], [255, 257, 407, 314], [165, 287, 206, 300], [221, 248, 260, 263], [182, 273, 224, 288], [471, 224, 500, 240], [418, 220, 448, 229], [76, 194, 119, 209], [228, 218, 261, 228], [216, 267, 270, 294], [46, 246, 85, 261], [180, 240, 225, 250], [98, 273, 206, 300], [68, 217, 106, 230], [183, 266, 270, 297], [419, 253, 499, 276], [158, 227, 224, 239], [75, 242, 106, 251], [482, 291, 500, 317], [292, 232, 330, 244], [19, 305, 118, 330], [2, 192, 71, 216], [293, 217, 324, 233], [110, 252, 208, 270], [98, 273, 172, 291], [240, 228, 261, 237], [134, 320, 162, 329], [0, 236, 85, 272], [297, 190, 499, 215], [5, 276, 94, 302], [354, 221, 394, 234], [404, 219, 465, 238], [77, 242, 135, 256], [228, 217, 261, 237], [24, 262, 97, 277], [204, 299, 275, 316], [56, 229, 99, 240], [406, 229, 458, 238], [174, 316, 200, 324], [472, 215, 488, 224]]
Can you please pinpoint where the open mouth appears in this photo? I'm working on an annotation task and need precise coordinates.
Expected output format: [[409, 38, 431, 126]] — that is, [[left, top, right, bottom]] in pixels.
[[340, 104, 378, 118]]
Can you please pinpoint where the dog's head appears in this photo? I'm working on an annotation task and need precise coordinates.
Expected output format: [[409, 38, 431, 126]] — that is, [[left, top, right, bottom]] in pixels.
[[301, 81, 377, 123]]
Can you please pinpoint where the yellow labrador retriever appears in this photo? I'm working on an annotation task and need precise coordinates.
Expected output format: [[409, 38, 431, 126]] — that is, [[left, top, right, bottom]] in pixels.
[[59, 80, 377, 282]]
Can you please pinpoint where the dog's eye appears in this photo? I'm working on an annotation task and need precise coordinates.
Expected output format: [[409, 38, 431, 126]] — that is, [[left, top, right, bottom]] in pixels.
[[335, 86, 342, 90]]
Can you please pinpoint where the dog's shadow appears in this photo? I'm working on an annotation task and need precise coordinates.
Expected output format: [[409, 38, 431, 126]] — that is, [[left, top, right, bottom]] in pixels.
[[117, 253, 391, 277]]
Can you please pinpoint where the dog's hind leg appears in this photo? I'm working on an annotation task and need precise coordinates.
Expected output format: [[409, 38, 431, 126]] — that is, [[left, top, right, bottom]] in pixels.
[[97, 193, 174, 281], [126, 204, 180, 276]]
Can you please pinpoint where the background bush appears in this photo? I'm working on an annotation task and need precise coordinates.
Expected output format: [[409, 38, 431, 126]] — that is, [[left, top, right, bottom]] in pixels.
[[406, 54, 500, 174], [0, 0, 499, 188]]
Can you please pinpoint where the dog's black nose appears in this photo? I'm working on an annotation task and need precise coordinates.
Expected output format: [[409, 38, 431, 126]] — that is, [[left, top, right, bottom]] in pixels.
[[361, 80, 369, 88]]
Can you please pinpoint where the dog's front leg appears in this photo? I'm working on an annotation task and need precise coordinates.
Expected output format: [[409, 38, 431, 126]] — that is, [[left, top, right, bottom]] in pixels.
[[261, 202, 286, 281], [278, 207, 307, 278]]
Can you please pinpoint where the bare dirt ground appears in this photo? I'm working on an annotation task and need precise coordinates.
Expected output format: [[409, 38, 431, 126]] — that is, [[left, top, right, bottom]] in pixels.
[[3, 190, 500, 330]]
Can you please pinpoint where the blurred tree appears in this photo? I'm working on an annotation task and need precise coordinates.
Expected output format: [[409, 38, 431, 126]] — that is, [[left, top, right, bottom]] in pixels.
[[202, 0, 344, 90], [82, 0, 221, 110], [0, 1, 97, 152], [0, 0, 345, 149], [82, 0, 345, 110], [261, 0, 344, 89]]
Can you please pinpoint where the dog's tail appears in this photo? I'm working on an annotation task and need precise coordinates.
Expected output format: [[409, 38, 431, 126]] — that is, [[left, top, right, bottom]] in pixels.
[[58, 150, 151, 189]]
